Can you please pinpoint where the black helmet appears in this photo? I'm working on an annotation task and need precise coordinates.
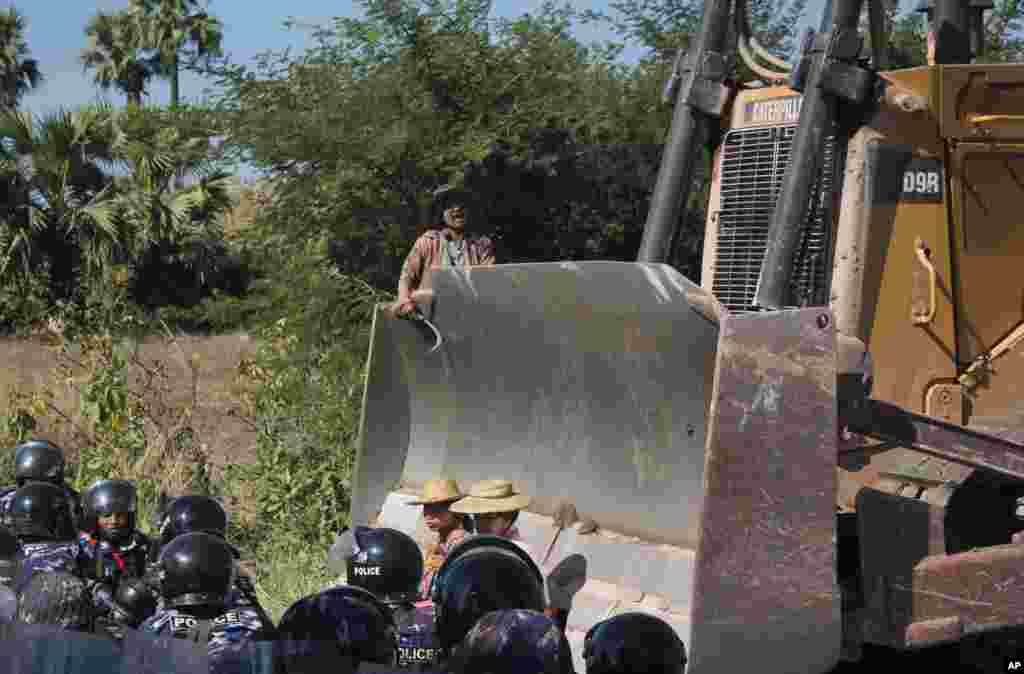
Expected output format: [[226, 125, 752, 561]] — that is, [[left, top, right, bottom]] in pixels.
[[13, 440, 65, 486], [160, 495, 228, 544], [583, 612, 687, 674], [9, 482, 76, 540], [346, 526, 424, 604], [15, 571, 94, 631], [449, 608, 568, 674], [157, 532, 236, 609], [81, 479, 137, 544], [111, 576, 158, 627], [276, 584, 398, 669], [432, 536, 546, 651]]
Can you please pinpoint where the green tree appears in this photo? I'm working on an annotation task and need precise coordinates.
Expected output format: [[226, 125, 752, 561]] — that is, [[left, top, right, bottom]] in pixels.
[[109, 105, 234, 307], [580, 0, 808, 69], [0, 105, 121, 302], [127, 0, 225, 108], [888, 0, 1023, 67], [0, 103, 235, 328], [0, 7, 43, 110], [81, 10, 163, 107]]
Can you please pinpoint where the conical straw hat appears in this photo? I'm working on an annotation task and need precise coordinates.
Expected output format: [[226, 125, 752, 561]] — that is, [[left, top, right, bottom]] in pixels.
[[449, 479, 530, 514], [407, 479, 464, 505]]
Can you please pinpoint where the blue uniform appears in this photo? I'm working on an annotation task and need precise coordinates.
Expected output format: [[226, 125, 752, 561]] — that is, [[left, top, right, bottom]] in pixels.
[[76, 531, 154, 638], [393, 603, 443, 671], [141, 605, 273, 674], [76, 531, 150, 582], [12, 541, 79, 594]]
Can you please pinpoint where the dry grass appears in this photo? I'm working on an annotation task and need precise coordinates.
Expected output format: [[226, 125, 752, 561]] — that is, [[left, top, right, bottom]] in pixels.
[[0, 332, 260, 475]]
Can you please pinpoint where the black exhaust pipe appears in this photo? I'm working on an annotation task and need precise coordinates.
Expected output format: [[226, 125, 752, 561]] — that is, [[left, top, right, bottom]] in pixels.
[[637, 0, 733, 264], [933, 0, 972, 64], [754, 0, 865, 310]]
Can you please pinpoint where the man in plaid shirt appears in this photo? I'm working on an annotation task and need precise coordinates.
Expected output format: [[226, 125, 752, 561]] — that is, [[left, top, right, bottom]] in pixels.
[[395, 185, 495, 316]]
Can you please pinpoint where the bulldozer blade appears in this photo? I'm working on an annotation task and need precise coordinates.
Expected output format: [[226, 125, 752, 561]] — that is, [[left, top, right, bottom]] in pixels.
[[350, 261, 718, 546], [687, 307, 841, 674]]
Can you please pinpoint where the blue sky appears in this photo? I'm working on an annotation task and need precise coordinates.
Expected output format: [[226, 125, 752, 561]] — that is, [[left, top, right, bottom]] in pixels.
[[19, 0, 846, 116], [21, 0, 866, 179]]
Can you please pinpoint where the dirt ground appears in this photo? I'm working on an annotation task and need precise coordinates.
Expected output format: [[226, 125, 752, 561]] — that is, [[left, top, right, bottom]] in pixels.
[[0, 332, 260, 476]]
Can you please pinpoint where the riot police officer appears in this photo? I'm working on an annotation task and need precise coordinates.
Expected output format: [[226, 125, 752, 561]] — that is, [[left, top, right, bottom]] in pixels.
[[140, 532, 275, 673], [345, 526, 441, 671], [582, 612, 687, 674], [0, 440, 80, 527], [146, 494, 267, 618], [8, 572, 124, 671], [448, 608, 571, 674], [8, 482, 79, 594], [14, 571, 95, 632], [275, 584, 399, 674], [431, 536, 547, 667], [77, 480, 154, 638], [150, 495, 230, 559], [78, 480, 150, 579]]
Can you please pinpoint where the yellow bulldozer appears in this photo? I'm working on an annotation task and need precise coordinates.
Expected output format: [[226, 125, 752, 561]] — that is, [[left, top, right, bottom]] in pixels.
[[349, 0, 1024, 670]]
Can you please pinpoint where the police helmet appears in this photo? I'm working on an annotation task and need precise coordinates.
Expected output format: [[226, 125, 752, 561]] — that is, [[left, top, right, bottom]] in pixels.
[[0, 525, 20, 586], [111, 576, 158, 627], [15, 571, 94, 631], [13, 440, 65, 486], [157, 531, 236, 609], [160, 495, 228, 544], [449, 608, 568, 674], [81, 479, 137, 544], [9, 482, 76, 540], [276, 584, 398, 671], [583, 612, 687, 674], [346, 526, 424, 604], [432, 536, 546, 651]]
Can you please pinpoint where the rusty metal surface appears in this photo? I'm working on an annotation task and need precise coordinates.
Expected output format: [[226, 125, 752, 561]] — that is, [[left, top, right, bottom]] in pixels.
[[350, 261, 719, 547], [687, 308, 840, 674], [844, 399, 1024, 481], [856, 486, 952, 646], [904, 545, 1024, 644]]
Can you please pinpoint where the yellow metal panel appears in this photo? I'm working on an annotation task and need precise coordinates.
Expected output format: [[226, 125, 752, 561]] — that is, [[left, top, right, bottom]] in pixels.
[[950, 144, 1024, 418]]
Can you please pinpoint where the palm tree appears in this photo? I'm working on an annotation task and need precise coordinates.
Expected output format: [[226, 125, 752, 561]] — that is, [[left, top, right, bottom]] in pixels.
[[81, 10, 163, 107], [106, 105, 233, 303], [0, 7, 43, 110], [127, 0, 224, 109], [0, 105, 122, 298]]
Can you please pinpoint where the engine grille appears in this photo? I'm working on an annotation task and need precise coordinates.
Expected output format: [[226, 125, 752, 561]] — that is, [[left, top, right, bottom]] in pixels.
[[712, 125, 839, 312]]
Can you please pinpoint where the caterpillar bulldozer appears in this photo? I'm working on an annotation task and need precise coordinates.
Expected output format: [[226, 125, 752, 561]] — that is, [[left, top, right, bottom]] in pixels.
[[349, 0, 1024, 670]]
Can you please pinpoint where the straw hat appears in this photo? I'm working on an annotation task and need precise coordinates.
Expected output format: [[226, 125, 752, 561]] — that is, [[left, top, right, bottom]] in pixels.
[[407, 479, 464, 506], [449, 479, 530, 514]]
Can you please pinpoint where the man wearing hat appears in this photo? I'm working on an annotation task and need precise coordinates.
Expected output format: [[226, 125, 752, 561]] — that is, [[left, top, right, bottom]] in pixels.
[[395, 185, 495, 317], [448, 479, 534, 559], [451, 479, 576, 634], [407, 479, 471, 600]]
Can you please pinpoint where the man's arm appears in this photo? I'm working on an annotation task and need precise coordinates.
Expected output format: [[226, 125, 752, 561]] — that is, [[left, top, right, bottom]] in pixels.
[[397, 237, 428, 314]]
